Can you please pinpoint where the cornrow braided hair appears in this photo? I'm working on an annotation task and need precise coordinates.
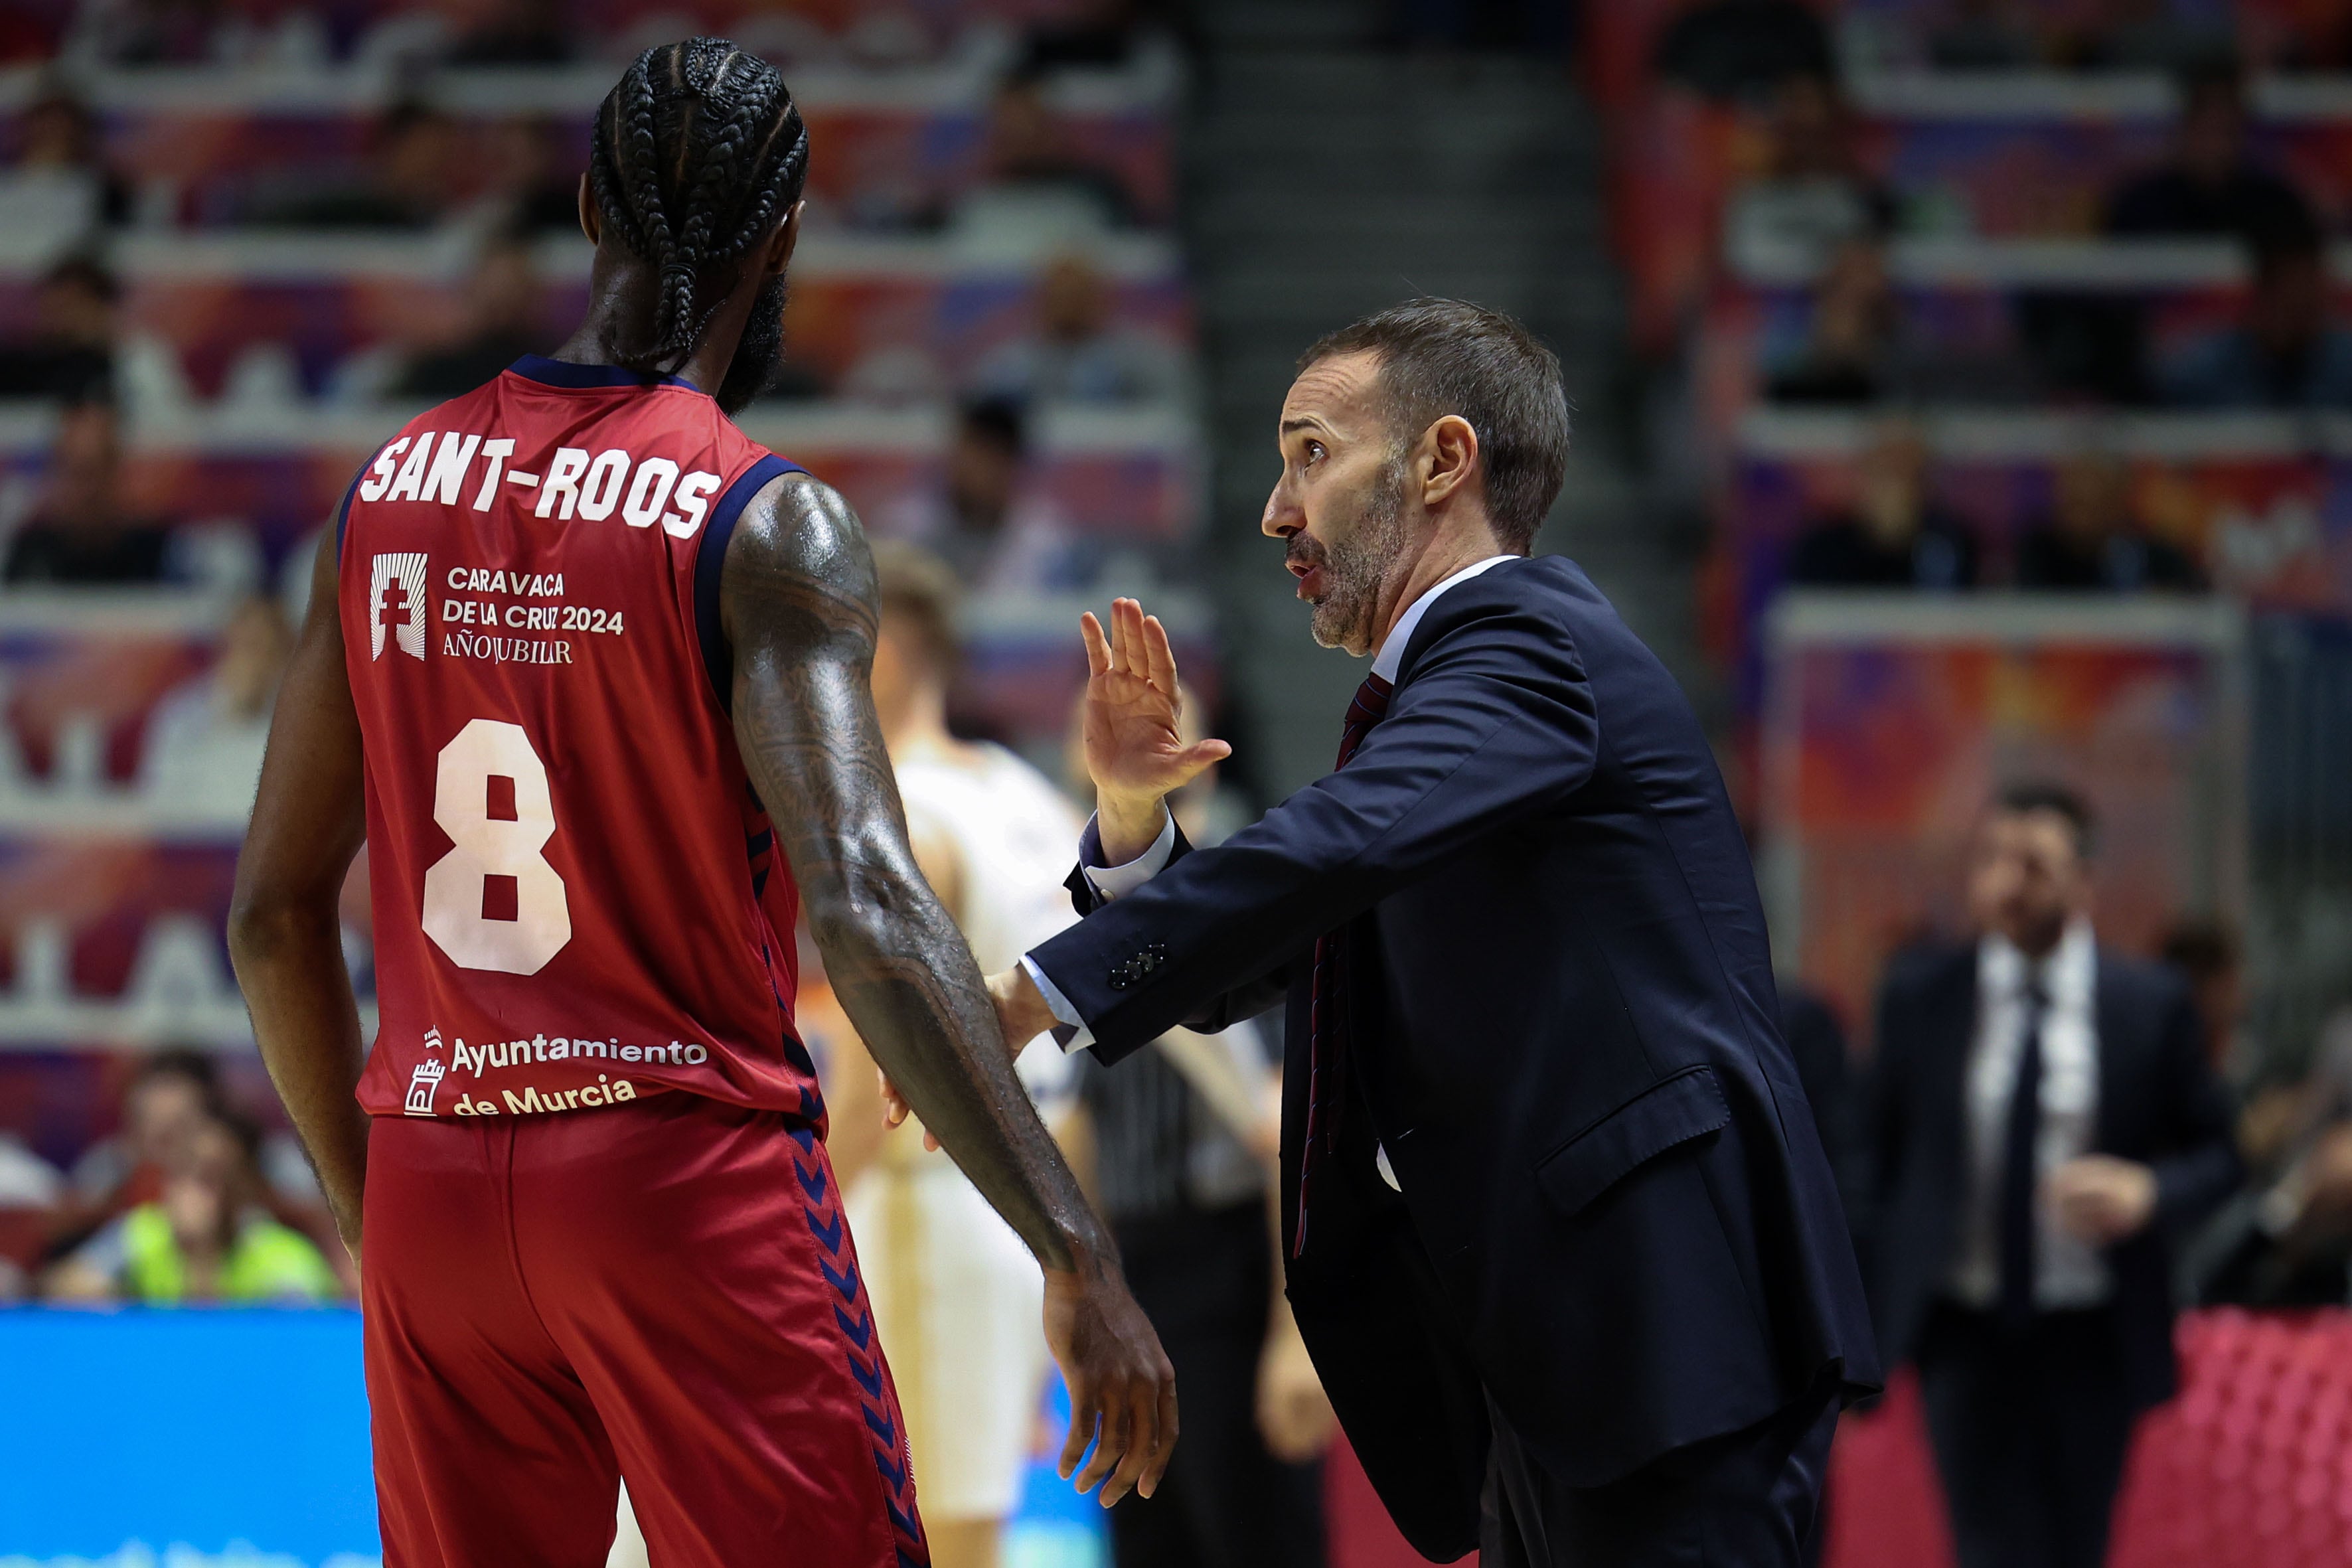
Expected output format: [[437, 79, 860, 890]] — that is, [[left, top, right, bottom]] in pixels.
[[586, 37, 811, 370]]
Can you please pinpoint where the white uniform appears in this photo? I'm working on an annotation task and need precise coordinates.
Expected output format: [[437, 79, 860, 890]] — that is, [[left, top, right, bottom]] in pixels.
[[846, 740, 1083, 1520]]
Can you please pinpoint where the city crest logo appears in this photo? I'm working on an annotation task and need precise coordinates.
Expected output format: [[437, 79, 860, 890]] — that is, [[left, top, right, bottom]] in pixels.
[[370, 552, 429, 661]]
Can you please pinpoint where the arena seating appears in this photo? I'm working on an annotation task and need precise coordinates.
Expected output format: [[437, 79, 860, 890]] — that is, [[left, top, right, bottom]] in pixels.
[[0, 2, 1203, 1311]]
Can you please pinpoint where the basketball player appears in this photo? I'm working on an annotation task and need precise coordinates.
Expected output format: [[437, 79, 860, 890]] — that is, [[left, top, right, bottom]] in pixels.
[[823, 542, 1086, 1568], [228, 40, 1174, 1568]]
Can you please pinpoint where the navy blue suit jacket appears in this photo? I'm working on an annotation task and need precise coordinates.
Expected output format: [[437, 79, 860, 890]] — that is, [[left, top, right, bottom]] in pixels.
[[1864, 943, 2240, 1412], [1028, 556, 1879, 1559]]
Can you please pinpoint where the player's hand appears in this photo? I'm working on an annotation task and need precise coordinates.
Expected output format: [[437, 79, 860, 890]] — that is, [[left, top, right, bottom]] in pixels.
[[2049, 1154, 2158, 1244], [1081, 599, 1228, 864], [1043, 1256, 1178, 1506], [1255, 1316, 1336, 1463]]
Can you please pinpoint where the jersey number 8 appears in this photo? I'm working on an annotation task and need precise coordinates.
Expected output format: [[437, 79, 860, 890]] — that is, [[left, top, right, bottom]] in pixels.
[[423, 719, 573, 974]]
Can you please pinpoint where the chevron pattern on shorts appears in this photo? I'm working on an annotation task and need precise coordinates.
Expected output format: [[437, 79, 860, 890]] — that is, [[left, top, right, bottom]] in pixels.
[[791, 1121, 929, 1568]]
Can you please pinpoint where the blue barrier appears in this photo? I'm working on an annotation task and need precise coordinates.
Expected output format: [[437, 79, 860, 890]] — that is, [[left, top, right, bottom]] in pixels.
[[0, 1308, 377, 1564], [0, 1308, 1105, 1568]]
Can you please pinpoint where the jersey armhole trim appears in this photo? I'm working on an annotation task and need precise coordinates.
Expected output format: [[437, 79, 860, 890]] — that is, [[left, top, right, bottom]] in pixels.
[[694, 453, 803, 716], [330, 451, 375, 563]]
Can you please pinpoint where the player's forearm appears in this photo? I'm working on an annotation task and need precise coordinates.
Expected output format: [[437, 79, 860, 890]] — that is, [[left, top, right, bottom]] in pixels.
[[229, 899, 371, 1241], [809, 871, 1107, 1275]]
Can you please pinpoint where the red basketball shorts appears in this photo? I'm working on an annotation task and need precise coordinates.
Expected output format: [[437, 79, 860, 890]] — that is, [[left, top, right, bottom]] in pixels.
[[362, 1091, 929, 1568]]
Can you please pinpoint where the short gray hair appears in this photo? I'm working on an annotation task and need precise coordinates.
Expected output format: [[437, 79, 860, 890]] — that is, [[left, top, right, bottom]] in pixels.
[[1298, 297, 1570, 552]]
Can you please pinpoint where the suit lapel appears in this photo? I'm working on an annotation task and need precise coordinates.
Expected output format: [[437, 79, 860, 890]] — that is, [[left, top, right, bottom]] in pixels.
[[1926, 951, 1978, 1155], [2092, 951, 2132, 1154]]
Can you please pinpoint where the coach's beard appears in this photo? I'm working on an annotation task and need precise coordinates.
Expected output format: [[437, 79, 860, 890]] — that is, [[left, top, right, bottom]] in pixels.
[[1301, 455, 1411, 655]]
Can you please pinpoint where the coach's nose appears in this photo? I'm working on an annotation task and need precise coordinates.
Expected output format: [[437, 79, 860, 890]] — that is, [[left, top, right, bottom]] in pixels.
[[1262, 471, 1302, 540]]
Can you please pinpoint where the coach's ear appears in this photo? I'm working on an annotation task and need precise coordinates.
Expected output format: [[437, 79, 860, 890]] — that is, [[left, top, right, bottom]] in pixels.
[[1418, 414, 1480, 514], [578, 173, 599, 246]]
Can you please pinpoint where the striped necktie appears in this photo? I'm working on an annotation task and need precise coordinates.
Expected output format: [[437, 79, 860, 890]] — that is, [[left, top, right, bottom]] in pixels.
[[1294, 670, 1395, 1258]]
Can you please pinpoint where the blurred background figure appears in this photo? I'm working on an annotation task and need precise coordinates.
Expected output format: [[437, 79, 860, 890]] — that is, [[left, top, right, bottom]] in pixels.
[[2104, 67, 2313, 242], [0, 256, 118, 405], [1925, 0, 2041, 72], [0, 86, 129, 247], [1862, 783, 2239, 1568], [63, 1048, 220, 1226], [2159, 222, 2352, 410], [2017, 449, 2204, 593], [823, 542, 1080, 1568], [1059, 680, 1332, 1568], [951, 72, 1136, 249], [1787, 422, 1976, 590], [2, 402, 175, 584], [883, 396, 1091, 592], [139, 593, 293, 819], [335, 231, 548, 404], [250, 100, 457, 230], [973, 253, 1186, 408], [2200, 1002, 2352, 1310], [1652, 0, 1832, 103], [1723, 74, 1895, 278], [44, 1109, 335, 1304]]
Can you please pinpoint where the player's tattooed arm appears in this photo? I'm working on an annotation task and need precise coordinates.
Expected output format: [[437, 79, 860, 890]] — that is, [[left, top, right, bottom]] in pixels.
[[230, 538, 372, 1262], [722, 472, 1176, 1503]]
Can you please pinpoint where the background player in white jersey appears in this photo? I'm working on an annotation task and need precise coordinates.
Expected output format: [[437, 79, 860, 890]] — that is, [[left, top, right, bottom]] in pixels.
[[823, 542, 1088, 1568]]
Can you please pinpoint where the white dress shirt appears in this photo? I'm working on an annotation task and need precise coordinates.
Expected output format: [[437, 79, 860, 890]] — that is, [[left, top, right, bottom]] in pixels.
[[1020, 555, 1518, 1044], [1946, 917, 2112, 1311]]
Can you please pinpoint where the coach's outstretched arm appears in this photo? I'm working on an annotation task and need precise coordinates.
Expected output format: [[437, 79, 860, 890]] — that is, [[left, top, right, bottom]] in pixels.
[[230, 540, 372, 1263], [722, 471, 1176, 1506]]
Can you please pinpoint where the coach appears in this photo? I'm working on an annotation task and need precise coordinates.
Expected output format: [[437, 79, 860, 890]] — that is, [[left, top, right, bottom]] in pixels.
[[984, 299, 1879, 1565]]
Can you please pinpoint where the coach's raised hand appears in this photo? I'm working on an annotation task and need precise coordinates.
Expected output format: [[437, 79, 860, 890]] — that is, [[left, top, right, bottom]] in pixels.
[[1081, 597, 1230, 865]]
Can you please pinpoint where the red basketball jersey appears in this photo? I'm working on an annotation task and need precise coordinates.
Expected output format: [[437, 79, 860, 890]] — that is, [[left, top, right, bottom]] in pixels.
[[339, 355, 821, 1127]]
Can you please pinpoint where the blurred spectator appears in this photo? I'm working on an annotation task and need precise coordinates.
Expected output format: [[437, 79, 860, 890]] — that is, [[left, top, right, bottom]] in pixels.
[[2064, 0, 2238, 74], [61, 0, 325, 67], [252, 102, 457, 231], [343, 233, 546, 403], [2017, 451, 2204, 592], [0, 1131, 64, 1208], [1020, 0, 1150, 72], [46, 1111, 336, 1304], [1723, 76, 1896, 279], [883, 397, 1091, 592], [2159, 920, 2242, 1070], [475, 117, 586, 237], [973, 254, 1185, 406], [1863, 782, 2239, 1568], [1927, 0, 2043, 70], [66, 1047, 218, 1217], [2198, 1005, 2352, 1308], [443, 0, 571, 66], [0, 88, 130, 248], [1652, 0, 1834, 103], [0, 256, 117, 405], [1787, 424, 1978, 590], [141, 594, 293, 819], [951, 74, 1135, 248], [2105, 69, 2314, 242], [1767, 240, 1901, 404], [1767, 240, 2035, 405], [3, 403, 177, 586], [2158, 223, 2352, 410]]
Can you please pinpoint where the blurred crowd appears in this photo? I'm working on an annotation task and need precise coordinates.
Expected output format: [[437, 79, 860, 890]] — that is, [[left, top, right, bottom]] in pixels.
[[1743, 64, 2352, 418]]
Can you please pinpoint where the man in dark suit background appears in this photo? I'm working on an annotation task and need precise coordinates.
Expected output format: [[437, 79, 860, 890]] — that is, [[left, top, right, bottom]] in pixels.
[[937, 298, 1879, 1566], [1864, 783, 2240, 1568]]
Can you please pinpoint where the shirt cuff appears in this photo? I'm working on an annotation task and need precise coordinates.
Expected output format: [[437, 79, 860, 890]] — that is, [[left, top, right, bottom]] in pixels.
[[1081, 806, 1175, 902], [1020, 955, 1094, 1052]]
